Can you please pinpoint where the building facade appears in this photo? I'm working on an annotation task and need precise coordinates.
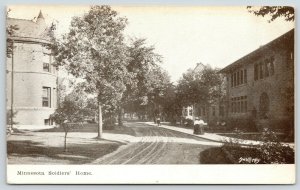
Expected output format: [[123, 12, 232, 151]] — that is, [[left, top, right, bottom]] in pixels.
[[7, 11, 58, 126], [220, 29, 294, 131]]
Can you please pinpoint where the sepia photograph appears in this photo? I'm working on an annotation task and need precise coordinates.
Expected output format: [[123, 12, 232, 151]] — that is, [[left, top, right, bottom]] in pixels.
[[5, 4, 295, 184]]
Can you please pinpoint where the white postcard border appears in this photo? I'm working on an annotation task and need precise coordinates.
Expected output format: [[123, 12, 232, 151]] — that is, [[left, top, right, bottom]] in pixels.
[[7, 164, 295, 184]]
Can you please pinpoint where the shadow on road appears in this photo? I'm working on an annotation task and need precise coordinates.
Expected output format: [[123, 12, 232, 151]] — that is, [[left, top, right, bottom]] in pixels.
[[7, 140, 122, 164]]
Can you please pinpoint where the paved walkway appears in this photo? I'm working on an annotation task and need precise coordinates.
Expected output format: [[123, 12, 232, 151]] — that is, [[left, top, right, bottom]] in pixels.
[[142, 122, 261, 145], [141, 122, 294, 148]]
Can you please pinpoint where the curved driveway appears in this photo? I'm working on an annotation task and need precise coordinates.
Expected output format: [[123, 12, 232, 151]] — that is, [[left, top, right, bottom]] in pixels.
[[93, 122, 218, 164]]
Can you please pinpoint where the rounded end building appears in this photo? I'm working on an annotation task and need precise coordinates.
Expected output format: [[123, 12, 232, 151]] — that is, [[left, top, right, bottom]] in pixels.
[[7, 11, 58, 127]]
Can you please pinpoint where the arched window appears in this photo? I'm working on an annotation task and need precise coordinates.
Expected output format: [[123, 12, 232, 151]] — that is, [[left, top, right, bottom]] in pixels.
[[259, 92, 269, 119]]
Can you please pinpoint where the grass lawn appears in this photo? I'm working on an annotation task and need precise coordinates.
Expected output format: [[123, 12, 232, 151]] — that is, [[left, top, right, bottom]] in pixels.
[[219, 133, 294, 143], [8, 139, 120, 164], [37, 123, 136, 136], [7, 123, 136, 164]]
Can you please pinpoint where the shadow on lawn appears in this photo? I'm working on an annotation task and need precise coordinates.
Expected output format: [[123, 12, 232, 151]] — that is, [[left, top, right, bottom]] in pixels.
[[37, 124, 136, 136], [7, 140, 122, 164]]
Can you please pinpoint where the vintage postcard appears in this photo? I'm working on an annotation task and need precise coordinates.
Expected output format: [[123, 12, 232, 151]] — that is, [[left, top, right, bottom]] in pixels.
[[6, 5, 295, 184]]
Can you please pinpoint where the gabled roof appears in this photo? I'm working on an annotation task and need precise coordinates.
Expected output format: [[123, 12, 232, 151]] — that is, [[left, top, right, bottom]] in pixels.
[[219, 28, 294, 73]]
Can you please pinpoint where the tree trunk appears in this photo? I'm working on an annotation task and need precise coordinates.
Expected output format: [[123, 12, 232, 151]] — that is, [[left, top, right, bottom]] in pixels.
[[118, 107, 123, 126], [97, 102, 103, 138], [64, 131, 68, 152]]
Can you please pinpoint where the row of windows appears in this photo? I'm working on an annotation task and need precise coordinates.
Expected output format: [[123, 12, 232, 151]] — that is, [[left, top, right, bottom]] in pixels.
[[231, 96, 247, 113], [254, 57, 275, 80], [231, 69, 247, 87]]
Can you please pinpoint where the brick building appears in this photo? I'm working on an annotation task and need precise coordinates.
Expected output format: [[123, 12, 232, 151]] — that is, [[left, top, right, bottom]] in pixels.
[[220, 29, 294, 131], [6, 11, 58, 127]]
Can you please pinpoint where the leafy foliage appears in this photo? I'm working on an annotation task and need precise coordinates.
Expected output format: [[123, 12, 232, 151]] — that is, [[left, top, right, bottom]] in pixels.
[[257, 128, 294, 164], [176, 65, 225, 107], [6, 9, 19, 58], [55, 5, 130, 137], [220, 128, 294, 164], [7, 110, 18, 125], [247, 6, 294, 22], [122, 38, 171, 120]]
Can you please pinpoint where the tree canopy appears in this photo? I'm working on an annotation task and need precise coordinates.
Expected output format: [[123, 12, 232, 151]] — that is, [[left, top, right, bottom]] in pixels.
[[176, 65, 225, 107], [247, 6, 294, 22], [56, 5, 130, 137]]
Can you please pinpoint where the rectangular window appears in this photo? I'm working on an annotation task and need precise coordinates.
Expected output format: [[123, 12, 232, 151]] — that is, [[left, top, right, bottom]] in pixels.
[[237, 97, 241, 113], [233, 98, 237, 113], [43, 63, 50, 72], [42, 87, 51, 107], [231, 74, 233, 87], [264, 60, 269, 77], [241, 100, 244, 112], [44, 119, 50, 125], [244, 69, 247, 83], [233, 73, 235, 87], [212, 106, 216, 116], [237, 71, 239, 86], [259, 62, 264, 79], [254, 64, 258, 80], [235, 73, 237, 86], [244, 96, 247, 113], [43, 54, 51, 72], [240, 70, 243, 84]]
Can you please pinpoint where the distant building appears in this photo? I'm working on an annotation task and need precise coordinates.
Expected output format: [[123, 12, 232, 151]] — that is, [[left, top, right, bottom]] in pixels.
[[6, 11, 58, 126], [220, 29, 294, 131], [181, 63, 205, 121], [181, 63, 226, 123]]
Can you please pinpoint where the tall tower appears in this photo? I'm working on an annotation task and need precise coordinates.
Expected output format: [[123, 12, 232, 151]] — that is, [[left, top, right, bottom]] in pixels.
[[6, 11, 58, 128]]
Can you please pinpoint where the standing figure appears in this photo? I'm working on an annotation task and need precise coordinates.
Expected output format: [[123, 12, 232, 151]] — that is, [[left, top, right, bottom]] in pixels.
[[194, 117, 206, 135], [193, 117, 201, 134], [156, 116, 161, 126]]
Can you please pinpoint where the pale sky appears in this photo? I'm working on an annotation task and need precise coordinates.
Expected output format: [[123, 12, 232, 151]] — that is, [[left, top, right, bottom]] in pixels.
[[8, 5, 295, 82]]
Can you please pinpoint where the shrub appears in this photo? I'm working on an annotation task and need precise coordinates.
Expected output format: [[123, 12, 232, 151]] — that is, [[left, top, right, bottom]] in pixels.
[[268, 118, 294, 137], [6, 110, 18, 125], [256, 128, 294, 164], [185, 118, 194, 128], [103, 117, 116, 130], [226, 117, 258, 132], [219, 128, 294, 164]]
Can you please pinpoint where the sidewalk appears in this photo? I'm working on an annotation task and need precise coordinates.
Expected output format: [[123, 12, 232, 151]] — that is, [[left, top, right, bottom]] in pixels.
[[142, 122, 294, 148]]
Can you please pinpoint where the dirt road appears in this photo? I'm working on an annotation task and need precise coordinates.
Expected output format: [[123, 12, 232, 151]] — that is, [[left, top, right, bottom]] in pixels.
[[93, 122, 216, 164]]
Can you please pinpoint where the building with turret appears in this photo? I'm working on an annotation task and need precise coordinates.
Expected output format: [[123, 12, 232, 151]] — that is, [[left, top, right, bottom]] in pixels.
[[6, 11, 58, 127]]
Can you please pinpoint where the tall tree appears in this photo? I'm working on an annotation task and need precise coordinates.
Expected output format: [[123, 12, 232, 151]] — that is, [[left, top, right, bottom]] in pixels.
[[247, 6, 294, 22], [176, 65, 225, 110], [56, 6, 129, 138], [121, 38, 164, 121]]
